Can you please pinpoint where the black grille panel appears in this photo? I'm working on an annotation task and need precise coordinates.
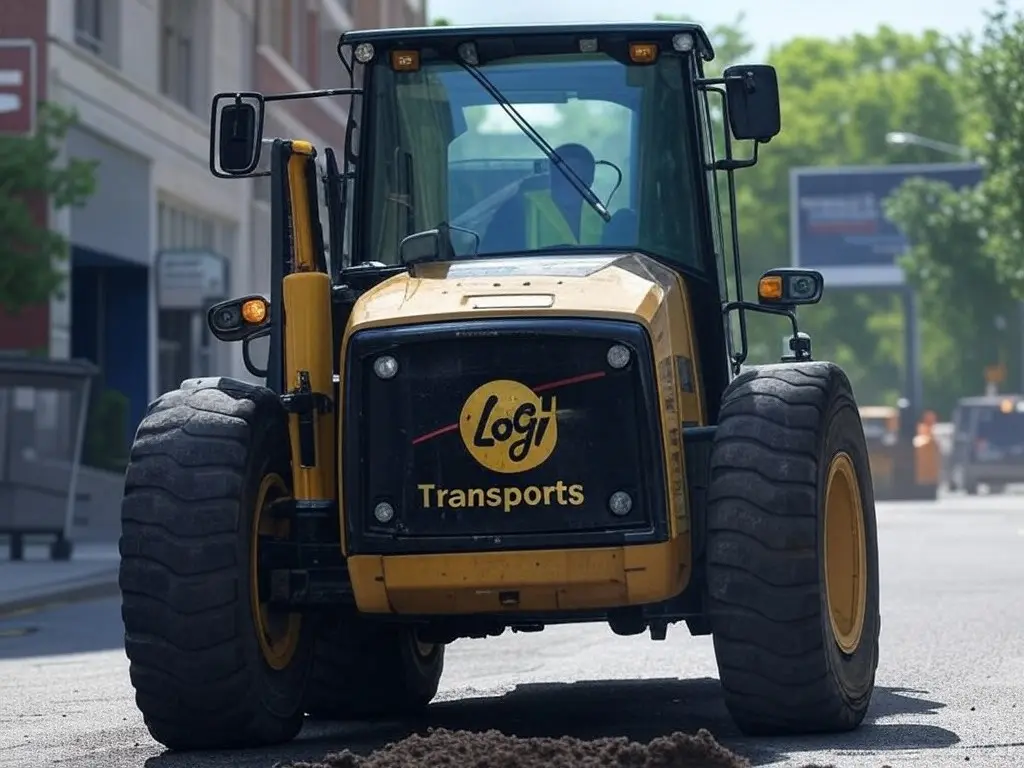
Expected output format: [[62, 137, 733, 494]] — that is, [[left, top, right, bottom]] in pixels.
[[342, 318, 668, 554]]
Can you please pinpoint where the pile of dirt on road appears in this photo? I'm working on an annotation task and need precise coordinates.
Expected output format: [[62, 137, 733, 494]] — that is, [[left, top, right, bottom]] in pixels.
[[281, 727, 756, 768]]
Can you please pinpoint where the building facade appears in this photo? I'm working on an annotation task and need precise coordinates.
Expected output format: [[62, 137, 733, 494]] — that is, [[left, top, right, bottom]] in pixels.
[[0, 0, 424, 443], [249, 0, 427, 303]]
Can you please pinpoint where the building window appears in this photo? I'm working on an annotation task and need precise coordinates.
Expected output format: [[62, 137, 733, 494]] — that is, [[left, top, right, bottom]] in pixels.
[[158, 201, 221, 251], [157, 200, 236, 391], [75, 0, 119, 66], [74, 0, 103, 54], [290, 1, 309, 78], [160, 0, 196, 111], [257, 0, 285, 51]]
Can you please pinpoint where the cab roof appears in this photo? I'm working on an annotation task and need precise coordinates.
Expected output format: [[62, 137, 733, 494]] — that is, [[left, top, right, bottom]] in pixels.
[[341, 22, 715, 62]]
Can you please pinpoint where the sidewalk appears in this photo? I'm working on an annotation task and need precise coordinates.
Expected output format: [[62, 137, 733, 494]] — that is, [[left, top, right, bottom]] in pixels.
[[0, 542, 121, 616]]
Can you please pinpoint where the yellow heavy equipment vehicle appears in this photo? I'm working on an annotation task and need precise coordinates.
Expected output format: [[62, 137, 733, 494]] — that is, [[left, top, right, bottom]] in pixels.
[[118, 22, 880, 751], [860, 403, 940, 500]]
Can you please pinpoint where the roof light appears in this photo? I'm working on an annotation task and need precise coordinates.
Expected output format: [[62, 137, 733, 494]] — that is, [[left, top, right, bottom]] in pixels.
[[354, 42, 375, 63], [628, 43, 658, 64], [672, 33, 695, 52], [579, 38, 598, 53], [458, 42, 479, 66], [391, 50, 420, 71]]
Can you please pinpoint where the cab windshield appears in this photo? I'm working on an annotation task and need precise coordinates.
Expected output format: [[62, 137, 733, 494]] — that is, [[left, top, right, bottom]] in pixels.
[[361, 51, 706, 269]]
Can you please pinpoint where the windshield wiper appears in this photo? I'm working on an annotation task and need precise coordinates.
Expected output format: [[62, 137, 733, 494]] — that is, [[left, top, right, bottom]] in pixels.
[[457, 60, 612, 223]]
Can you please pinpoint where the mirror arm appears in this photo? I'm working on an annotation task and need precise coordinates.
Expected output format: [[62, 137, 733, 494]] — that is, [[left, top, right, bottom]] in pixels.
[[242, 327, 272, 379], [264, 87, 362, 103], [714, 142, 758, 171], [722, 301, 802, 372]]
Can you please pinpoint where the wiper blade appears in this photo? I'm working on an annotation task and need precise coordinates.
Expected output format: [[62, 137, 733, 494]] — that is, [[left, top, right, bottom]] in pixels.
[[457, 61, 612, 223]]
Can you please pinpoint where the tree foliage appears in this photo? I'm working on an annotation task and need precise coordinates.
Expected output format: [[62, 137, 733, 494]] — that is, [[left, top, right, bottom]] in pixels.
[[0, 102, 96, 311], [966, 3, 1024, 294], [885, 180, 1016, 412], [884, 2, 1024, 410], [730, 26, 972, 406]]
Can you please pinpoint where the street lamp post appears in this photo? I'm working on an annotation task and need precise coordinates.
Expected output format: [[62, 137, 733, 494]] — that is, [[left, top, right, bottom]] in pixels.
[[885, 131, 974, 160], [884, 131, 980, 412]]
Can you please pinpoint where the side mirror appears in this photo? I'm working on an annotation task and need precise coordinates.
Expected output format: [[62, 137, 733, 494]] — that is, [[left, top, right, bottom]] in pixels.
[[207, 295, 271, 343], [723, 64, 781, 143], [399, 223, 480, 265], [757, 268, 823, 307], [209, 92, 265, 177], [399, 229, 443, 265]]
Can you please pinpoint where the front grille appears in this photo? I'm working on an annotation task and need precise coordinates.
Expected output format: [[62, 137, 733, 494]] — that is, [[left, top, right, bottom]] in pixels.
[[342, 318, 668, 555]]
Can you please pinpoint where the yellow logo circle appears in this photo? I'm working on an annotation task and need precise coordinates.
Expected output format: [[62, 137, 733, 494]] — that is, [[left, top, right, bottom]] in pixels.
[[459, 379, 558, 474]]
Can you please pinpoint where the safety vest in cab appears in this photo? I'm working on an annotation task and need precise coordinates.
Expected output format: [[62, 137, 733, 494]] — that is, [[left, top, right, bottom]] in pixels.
[[523, 189, 605, 248]]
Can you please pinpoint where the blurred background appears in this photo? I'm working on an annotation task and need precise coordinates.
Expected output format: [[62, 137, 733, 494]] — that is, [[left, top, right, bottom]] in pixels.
[[0, 0, 1022, 555], [1, 5, 1023, 765]]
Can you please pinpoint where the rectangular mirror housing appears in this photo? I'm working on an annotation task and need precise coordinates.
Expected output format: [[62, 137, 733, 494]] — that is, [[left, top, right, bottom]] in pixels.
[[210, 93, 266, 177], [724, 64, 781, 143]]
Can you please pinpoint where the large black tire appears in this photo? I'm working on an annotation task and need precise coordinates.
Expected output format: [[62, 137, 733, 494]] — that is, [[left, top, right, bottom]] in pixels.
[[706, 362, 880, 736], [119, 381, 314, 751], [304, 615, 444, 720]]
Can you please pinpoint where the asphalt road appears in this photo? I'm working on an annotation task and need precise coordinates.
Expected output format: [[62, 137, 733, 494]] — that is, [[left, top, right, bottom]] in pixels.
[[2, 492, 1022, 768]]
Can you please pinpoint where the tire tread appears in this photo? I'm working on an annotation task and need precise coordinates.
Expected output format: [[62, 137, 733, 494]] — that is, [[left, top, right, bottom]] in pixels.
[[119, 386, 303, 750], [707, 362, 878, 735]]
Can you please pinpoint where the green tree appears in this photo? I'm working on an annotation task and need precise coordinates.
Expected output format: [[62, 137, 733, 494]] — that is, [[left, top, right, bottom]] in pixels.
[[964, 3, 1024, 296], [882, 3, 1024, 410], [730, 27, 970, 406], [885, 179, 1016, 413], [0, 102, 96, 312], [431, 16, 452, 26]]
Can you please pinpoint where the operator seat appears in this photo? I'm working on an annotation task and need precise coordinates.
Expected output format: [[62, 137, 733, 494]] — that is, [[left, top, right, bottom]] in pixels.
[[601, 208, 638, 248], [479, 173, 548, 254]]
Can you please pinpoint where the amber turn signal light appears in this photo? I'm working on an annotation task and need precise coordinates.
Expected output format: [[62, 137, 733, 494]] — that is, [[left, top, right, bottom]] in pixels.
[[241, 298, 268, 324]]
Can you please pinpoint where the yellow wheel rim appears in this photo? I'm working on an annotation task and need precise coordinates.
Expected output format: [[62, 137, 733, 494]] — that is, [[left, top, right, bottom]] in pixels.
[[823, 451, 868, 655], [250, 473, 302, 670]]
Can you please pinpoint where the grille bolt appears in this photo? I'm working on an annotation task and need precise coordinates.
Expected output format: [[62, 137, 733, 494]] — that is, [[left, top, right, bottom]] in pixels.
[[609, 491, 633, 516], [373, 355, 399, 379], [373, 502, 395, 523], [607, 344, 631, 369]]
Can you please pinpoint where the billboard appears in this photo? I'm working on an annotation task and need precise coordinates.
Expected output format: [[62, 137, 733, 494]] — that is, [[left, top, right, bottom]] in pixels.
[[790, 163, 983, 287]]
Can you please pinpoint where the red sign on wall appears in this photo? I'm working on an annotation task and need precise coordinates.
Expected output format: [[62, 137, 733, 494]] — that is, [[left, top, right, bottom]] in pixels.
[[0, 39, 36, 135]]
